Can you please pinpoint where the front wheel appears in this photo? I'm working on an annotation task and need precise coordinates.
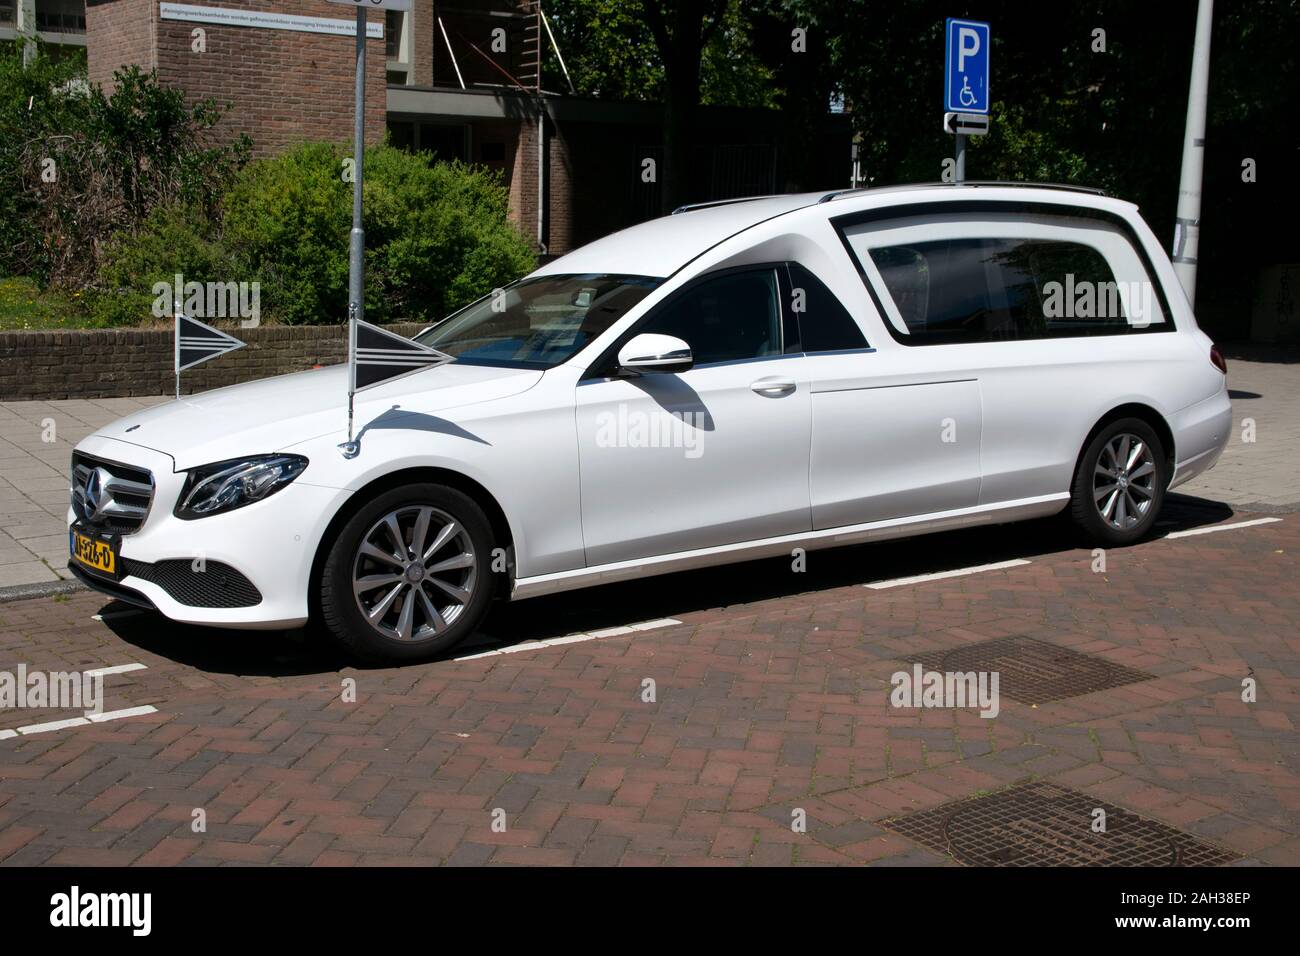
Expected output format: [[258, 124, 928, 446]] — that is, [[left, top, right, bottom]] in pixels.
[[319, 484, 496, 663], [1070, 418, 1168, 547]]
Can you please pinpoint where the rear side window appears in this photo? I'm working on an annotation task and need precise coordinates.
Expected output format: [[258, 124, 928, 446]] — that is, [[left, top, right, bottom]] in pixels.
[[840, 209, 1169, 345], [783, 263, 869, 352]]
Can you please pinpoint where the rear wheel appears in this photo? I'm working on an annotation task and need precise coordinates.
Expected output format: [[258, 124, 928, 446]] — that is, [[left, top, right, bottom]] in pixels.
[[319, 484, 495, 663], [1070, 417, 1168, 546]]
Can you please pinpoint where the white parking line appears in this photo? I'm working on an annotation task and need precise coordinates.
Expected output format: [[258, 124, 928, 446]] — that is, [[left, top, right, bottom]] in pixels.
[[0, 664, 155, 740], [452, 617, 682, 661], [865, 558, 1032, 590], [87, 705, 159, 723], [84, 662, 148, 678], [15, 717, 88, 735], [1165, 517, 1283, 539], [12, 706, 158, 737]]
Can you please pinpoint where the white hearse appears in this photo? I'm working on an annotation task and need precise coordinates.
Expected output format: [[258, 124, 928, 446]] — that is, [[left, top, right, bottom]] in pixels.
[[68, 183, 1231, 661]]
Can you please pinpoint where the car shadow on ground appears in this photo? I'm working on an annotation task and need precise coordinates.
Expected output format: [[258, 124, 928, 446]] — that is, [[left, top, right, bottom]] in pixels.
[[98, 493, 1235, 676]]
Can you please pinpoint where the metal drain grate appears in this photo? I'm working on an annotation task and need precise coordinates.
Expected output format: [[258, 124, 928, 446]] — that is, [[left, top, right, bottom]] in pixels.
[[879, 782, 1237, 867], [911, 635, 1153, 705]]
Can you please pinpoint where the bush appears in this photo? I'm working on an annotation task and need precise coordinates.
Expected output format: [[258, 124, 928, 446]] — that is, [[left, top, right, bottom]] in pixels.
[[0, 41, 87, 282], [89, 203, 238, 327], [84, 143, 537, 328], [0, 41, 248, 291], [222, 142, 536, 325]]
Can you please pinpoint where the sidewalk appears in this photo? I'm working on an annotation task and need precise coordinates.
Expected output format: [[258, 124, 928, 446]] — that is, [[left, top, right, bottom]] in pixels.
[[0, 397, 167, 587], [0, 359, 1296, 589], [1186, 355, 1300, 512]]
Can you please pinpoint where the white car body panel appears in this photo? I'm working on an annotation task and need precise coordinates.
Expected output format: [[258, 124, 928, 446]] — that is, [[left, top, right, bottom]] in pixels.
[[576, 353, 812, 565], [65, 184, 1230, 633], [809, 374, 982, 527]]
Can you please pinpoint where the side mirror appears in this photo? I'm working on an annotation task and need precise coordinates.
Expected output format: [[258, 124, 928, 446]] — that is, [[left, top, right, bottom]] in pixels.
[[617, 333, 693, 374]]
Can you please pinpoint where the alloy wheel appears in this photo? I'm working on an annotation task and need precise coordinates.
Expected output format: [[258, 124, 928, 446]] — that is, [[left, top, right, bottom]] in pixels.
[[1092, 432, 1157, 532], [351, 505, 478, 641]]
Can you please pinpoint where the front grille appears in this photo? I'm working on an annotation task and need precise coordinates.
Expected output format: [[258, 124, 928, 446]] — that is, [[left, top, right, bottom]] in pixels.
[[71, 452, 154, 534], [67, 561, 157, 610], [122, 558, 262, 608]]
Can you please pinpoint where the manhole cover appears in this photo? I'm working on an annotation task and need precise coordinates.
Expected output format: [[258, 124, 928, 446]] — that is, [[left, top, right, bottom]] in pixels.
[[879, 782, 1237, 867], [911, 635, 1153, 705]]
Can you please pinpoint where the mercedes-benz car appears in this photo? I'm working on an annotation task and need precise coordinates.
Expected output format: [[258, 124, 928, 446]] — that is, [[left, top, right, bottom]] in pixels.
[[67, 183, 1231, 662]]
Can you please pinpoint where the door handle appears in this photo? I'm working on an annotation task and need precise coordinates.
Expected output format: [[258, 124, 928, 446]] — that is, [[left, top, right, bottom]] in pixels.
[[750, 377, 796, 396]]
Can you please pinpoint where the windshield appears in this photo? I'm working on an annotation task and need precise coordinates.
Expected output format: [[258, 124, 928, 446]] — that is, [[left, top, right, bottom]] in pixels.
[[414, 274, 663, 369]]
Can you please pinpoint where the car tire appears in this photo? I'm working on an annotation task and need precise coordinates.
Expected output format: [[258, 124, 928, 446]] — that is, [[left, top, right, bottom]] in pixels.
[[319, 483, 496, 663], [1070, 417, 1168, 547]]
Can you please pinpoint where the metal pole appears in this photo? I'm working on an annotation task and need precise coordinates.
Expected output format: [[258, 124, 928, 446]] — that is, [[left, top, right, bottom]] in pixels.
[[174, 311, 181, 400], [539, 4, 575, 95], [537, 109, 546, 251], [16, 0, 36, 67], [438, 17, 465, 90], [346, 6, 366, 445], [954, 133, 966, 183], [1172, 0, 1214, 308]]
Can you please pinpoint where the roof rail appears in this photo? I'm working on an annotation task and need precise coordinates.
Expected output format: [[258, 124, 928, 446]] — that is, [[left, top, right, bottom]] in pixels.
[[670, 195, 783, 215], [817, 187, 870, 203], [955, 180, 1108, 196], [816, 181, 1109, 202]]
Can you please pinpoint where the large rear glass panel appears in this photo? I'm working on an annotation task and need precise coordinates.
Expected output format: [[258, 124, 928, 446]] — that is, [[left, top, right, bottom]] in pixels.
[[840, 211, 1168, 345]]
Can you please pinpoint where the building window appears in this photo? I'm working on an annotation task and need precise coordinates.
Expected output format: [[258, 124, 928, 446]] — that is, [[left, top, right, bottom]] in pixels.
[[386, 9, 412, 85], [34, 0, 85, 34], [386, 122, 470, 162]]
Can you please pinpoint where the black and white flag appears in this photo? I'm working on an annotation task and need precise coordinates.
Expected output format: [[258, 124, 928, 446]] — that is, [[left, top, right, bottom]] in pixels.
[[175, 313, 245, 396], [176, 313, 245, 372], [350, 318, 453, 391]]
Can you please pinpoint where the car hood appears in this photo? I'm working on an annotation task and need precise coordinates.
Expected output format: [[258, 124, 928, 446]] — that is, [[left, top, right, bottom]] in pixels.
[[95, 362, 542, 470]]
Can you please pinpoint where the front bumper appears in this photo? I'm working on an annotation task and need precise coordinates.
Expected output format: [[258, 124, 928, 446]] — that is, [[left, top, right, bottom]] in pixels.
[[69, 436, 347, 629]]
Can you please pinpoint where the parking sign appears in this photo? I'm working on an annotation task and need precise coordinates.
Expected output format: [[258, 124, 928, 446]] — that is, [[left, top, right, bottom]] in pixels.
[[945, 18, 990, 114]]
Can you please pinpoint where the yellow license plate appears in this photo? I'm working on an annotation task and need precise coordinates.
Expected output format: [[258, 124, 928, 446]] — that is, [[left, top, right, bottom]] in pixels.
[[71, 530, 116, 575]]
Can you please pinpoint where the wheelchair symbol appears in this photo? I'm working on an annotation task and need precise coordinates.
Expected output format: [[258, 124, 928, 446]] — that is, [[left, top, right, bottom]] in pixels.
[[958, 75, 977, 107]]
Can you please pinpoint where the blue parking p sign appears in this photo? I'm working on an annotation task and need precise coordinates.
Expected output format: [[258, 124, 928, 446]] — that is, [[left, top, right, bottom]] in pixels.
[[945, 18, 990, 114]]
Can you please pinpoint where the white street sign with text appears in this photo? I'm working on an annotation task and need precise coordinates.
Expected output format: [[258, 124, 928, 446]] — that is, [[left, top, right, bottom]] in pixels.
[[324, 0, 412, 11], [160, 3, 384, 38]]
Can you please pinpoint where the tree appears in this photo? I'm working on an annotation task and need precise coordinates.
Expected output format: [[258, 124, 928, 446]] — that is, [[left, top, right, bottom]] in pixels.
[[639, 1, 728, 213]]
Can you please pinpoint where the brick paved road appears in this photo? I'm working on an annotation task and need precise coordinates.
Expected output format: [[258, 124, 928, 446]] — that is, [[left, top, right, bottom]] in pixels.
[[0, 497, 1295, 866]]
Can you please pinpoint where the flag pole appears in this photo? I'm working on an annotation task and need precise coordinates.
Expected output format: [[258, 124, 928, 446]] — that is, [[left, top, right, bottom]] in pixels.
[[174, 310, 181, 400], [342, 4, 366, 458]]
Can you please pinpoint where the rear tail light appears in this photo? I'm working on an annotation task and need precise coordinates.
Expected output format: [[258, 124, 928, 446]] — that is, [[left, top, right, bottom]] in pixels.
[[1210, 344, 1227, 375]]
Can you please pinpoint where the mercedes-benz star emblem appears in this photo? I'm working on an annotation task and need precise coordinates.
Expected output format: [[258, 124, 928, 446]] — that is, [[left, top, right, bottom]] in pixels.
[[84, 467, 113, 523]]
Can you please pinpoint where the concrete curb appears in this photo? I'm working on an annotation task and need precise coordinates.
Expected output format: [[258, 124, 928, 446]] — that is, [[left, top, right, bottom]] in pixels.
[[1227, 501, 1300, 515], [0, 578, 86, 604]]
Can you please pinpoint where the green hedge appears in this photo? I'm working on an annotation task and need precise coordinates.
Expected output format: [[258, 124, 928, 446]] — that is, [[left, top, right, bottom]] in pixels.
[[93, 142, 536, 327]]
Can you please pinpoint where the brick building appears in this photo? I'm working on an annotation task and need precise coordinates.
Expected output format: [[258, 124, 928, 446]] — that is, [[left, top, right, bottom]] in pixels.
[[76, 0, 852, 256], [86, 0, 388, 156]]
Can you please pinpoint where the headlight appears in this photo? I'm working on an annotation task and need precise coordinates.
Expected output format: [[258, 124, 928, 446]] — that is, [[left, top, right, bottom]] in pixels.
[[174, 454, 308, 519]]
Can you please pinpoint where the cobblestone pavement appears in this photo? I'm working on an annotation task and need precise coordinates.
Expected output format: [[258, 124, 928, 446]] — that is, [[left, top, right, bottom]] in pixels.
[[0, 498, 1295, 866]]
